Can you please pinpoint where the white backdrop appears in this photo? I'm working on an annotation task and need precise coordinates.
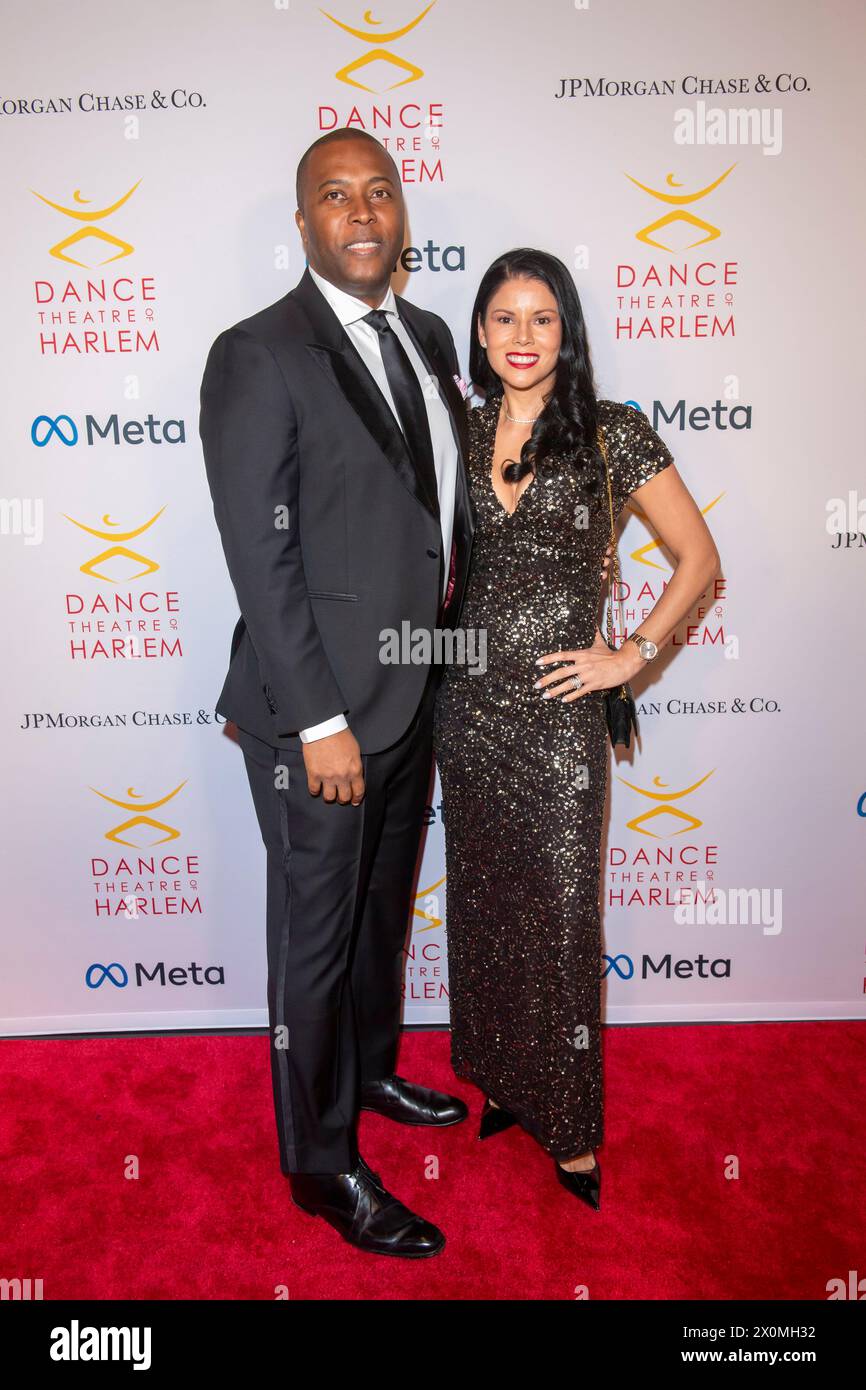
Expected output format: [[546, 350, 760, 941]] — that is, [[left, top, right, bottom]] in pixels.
[[1, 0, 864, 1034]]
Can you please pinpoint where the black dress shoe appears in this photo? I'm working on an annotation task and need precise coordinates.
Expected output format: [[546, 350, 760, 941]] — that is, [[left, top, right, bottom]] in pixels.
[[359, 1074, 468, 1127], [289, 1156, 445, 1258], [478, 1097, 518, 1140], [554, 1153, 601, 1211]]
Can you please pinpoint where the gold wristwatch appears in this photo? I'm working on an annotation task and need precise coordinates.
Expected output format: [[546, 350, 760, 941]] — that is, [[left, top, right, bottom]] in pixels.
[[629, 631, 658, 661]]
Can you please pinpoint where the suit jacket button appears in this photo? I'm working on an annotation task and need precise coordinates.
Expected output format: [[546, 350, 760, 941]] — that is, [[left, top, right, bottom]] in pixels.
[[426, 548, 438, 558]]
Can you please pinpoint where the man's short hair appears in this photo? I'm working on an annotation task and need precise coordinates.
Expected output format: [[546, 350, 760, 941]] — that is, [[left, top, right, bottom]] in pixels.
[[295, 128, 397, 210]]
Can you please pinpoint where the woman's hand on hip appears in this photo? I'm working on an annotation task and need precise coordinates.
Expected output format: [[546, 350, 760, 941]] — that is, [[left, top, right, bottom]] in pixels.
[[533, 640, 643, 702]]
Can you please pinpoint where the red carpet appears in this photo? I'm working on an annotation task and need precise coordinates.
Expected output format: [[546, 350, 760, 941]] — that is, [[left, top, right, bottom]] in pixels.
[[0, 1023, 862, 1300]]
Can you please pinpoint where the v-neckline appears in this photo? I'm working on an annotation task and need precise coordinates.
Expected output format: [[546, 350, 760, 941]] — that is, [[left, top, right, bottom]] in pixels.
[[490, 470, 536, 518], [484, 398, 537, 518]]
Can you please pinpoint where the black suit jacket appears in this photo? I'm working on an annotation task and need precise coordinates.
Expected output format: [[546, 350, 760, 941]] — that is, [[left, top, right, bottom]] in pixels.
[[199, 268, 476, 754]]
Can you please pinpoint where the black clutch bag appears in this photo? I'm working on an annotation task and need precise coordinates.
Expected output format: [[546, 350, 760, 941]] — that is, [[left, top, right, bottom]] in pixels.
[[597, 426, 639, 750]]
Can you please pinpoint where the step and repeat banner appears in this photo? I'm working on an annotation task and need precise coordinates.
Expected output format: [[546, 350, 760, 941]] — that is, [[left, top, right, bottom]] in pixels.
[[1, 0, 863, 1034]]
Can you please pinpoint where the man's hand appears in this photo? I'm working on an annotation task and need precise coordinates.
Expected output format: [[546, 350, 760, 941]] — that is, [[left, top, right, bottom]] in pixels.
[[303, 728, 365, 805]]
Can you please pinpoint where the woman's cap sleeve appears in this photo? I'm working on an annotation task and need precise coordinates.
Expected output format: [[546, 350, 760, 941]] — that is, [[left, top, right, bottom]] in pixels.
[[607, 404, 675, 512]]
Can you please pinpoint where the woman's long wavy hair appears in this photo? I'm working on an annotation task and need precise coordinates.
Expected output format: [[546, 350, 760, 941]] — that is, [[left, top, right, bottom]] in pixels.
[[468, 248, 602, 495]]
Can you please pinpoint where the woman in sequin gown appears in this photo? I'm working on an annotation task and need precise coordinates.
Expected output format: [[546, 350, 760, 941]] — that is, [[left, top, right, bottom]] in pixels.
[[432, 249, 708, 1185]]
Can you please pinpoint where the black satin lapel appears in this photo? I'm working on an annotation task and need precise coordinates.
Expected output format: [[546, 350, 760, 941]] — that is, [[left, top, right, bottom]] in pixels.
[[292, 269, 437, 518], [305, 341, 436, 519]]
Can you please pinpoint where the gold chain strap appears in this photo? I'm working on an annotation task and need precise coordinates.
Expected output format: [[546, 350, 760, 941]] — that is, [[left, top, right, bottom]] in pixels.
[[596, 426, 629, 701]]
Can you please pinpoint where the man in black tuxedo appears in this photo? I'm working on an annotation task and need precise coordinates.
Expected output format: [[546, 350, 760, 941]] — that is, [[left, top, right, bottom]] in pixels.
[[199, 128, 475, 1258]]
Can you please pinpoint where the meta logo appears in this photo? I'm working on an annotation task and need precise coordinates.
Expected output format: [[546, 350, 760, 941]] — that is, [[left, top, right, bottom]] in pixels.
[[31, 413, 186, 447], [32, 413, 78, 445], [603, 953, 635, 980], [602, 952, 731, 980], [86, 962, 128, 988], [625, 398, 752, 431], [395, 241, 465, 273], [85, 960, 224, 988]]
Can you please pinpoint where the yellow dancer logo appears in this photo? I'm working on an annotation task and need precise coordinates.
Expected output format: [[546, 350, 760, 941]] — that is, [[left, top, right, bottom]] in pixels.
[[617, 771, 715, 837], [63, 508, 165, 584], [91, 781, 187, 849], [30, 181, 141, 268], [628, 493, 725, 569], [321, 3, 437, 92], [624, 166, 735, 251]]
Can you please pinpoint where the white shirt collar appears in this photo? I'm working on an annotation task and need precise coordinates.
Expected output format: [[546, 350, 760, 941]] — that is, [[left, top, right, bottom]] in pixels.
[[308, 264, 398, 327]]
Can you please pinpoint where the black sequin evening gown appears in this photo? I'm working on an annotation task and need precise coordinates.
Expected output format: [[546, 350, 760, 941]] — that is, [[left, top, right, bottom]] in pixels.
[[432, 396, 674, 1160]]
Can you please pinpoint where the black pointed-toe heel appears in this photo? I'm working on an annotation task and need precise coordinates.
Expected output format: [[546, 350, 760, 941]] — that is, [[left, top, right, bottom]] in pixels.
[[554, 1153, 601, 1211], [478, 1096, 518, 1140]]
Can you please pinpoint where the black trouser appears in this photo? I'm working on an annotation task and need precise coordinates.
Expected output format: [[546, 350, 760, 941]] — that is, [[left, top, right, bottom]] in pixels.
[[237, 669, 437, 1175]]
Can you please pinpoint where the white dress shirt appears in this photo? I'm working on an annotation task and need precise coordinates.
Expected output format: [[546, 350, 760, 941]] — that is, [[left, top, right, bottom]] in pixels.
[[298, 265, 459, 743]]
